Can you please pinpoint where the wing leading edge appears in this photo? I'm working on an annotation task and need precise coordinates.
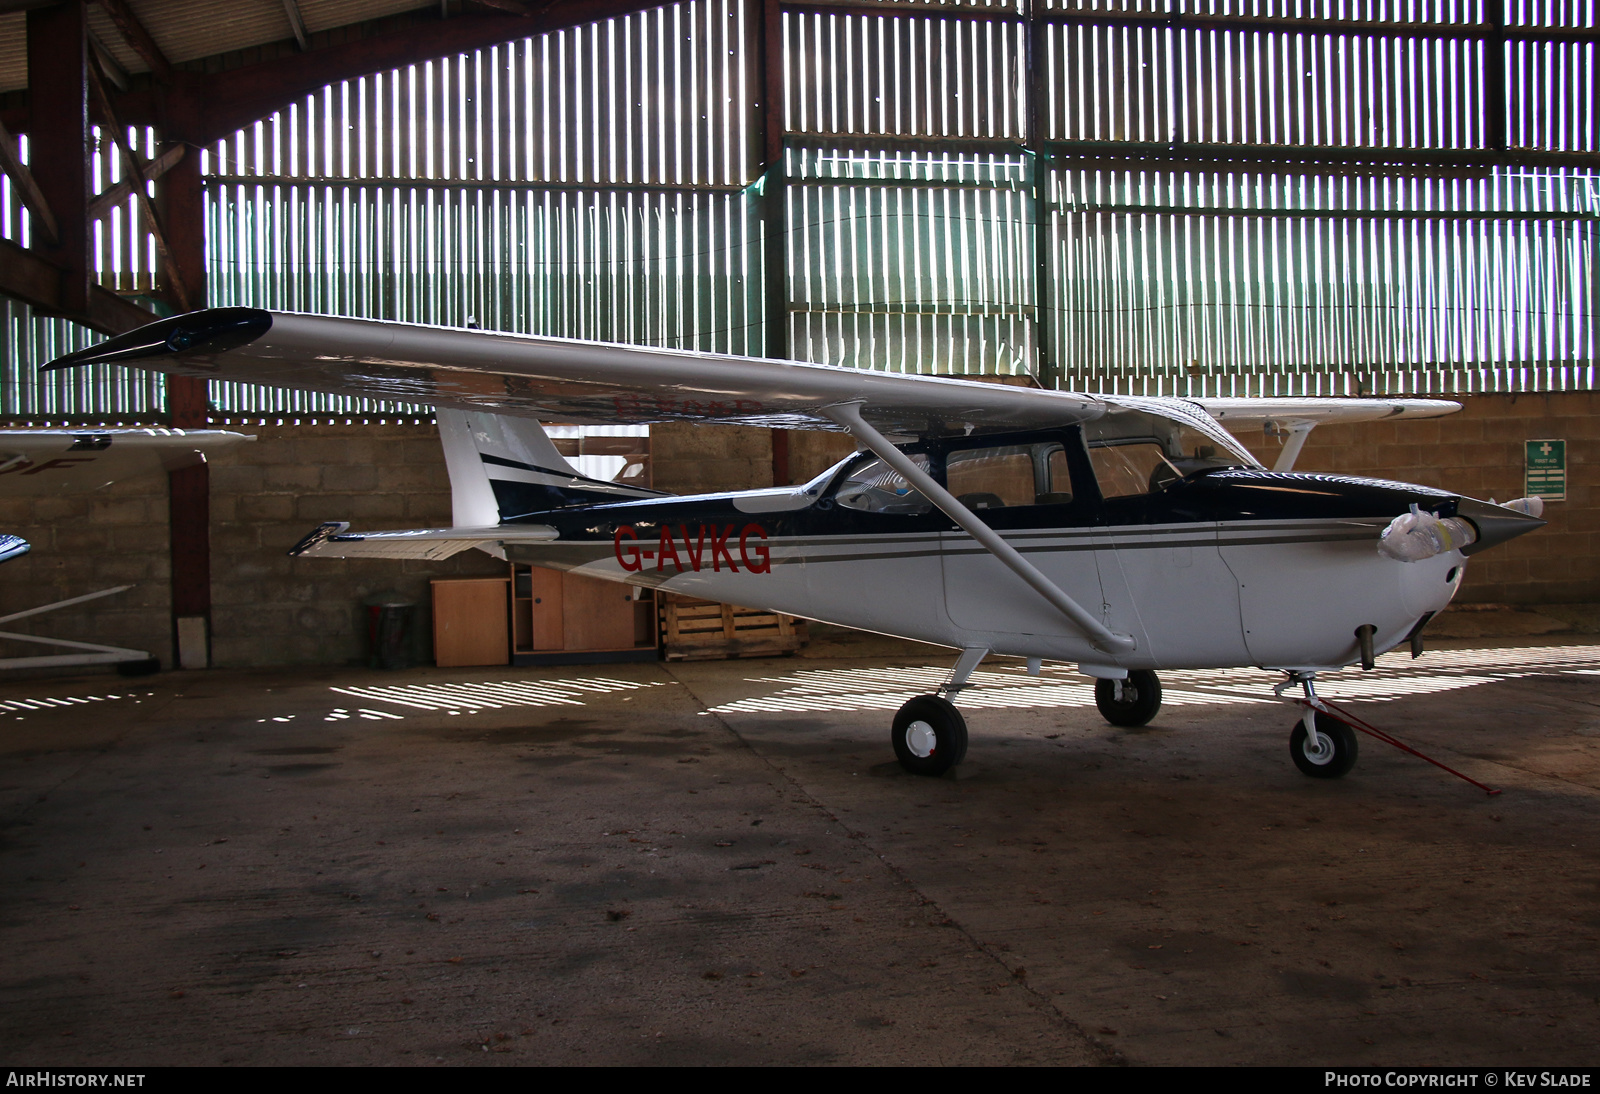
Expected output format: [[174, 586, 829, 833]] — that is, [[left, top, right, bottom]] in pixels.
[[43, 308, 1106, 438]]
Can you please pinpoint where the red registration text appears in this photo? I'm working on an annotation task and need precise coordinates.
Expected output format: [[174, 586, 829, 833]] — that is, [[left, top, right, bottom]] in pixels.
[[614, 523, 771, 575]]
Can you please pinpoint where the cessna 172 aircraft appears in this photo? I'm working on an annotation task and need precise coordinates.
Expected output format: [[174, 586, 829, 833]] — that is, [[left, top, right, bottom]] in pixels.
[[46, 308, 1546, 779]]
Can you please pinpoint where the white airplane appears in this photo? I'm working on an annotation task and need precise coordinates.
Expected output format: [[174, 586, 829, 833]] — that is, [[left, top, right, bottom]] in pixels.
[[0, 427, 253, 672], [46, 309, 1546, 778], [0, 426, 252, 496]]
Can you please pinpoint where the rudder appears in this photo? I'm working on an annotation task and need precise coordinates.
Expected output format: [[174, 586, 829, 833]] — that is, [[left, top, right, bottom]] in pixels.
[[436, 408, 664, 525]]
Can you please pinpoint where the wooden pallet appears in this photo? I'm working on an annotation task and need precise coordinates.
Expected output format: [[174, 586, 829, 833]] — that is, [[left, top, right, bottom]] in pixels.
[[659, 593, 809, 661]]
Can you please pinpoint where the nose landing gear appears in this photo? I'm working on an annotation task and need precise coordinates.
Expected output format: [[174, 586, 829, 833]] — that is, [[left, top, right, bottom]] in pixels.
[[1277, 672, 1359, 778], [1290, 711, 1359, 778]]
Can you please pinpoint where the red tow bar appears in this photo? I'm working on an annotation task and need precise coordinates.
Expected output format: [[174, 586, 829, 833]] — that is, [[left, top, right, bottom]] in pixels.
[[1296, 697, 1502, 797]]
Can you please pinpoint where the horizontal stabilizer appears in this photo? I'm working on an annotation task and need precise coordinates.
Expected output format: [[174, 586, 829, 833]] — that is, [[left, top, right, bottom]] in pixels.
[[290, 521, 557, 561]]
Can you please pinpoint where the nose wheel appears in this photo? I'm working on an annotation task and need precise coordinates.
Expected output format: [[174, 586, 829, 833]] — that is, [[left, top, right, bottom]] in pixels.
[[891, 695, 968, 776], [1290, 712, 1359, 778], [1093, 670, 1162, 727], [1276, 673, 1360, 779]]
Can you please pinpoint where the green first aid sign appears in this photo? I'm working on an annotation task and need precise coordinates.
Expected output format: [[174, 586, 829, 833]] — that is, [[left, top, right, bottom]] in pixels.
[[1526, 439, 1566, 501]]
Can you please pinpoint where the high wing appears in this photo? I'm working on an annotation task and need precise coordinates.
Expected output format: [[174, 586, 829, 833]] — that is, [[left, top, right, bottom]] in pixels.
[[44, 310, 1468, 448], [1193, 397, 1462, 473], [0, 427, 254, 494], [42, 308, 1106, 437], [1195, 397, 1462, 430]]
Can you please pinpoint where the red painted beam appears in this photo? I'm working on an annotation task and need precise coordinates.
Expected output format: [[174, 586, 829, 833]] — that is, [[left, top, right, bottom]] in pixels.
[[27, 1, 90, 315], [159, 138, 213, 668], [168, 462, 211, 668]]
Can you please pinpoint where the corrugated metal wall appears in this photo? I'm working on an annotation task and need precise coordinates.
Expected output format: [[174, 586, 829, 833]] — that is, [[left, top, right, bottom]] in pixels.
[[1, 0, 1594, 418], [787, 147, 1035, 374], [202, 2, 761, 416], [0, 126, 168, 420], [1038, 0, 1598, 395], [1054, 169, 1598, 395]]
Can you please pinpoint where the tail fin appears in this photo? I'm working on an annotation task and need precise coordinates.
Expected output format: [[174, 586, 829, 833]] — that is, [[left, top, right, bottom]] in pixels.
[[436, 408, 665, 525]]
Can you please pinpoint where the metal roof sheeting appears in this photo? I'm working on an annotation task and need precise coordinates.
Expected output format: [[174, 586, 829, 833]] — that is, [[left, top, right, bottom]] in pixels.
[[0, 1, 437, 92]]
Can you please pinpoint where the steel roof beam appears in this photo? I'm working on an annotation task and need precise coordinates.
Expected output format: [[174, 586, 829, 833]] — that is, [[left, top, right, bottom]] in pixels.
[[279, 0, 310, 52]]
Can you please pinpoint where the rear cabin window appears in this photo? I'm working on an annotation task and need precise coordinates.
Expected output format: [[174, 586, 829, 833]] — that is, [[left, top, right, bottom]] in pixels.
[[834, 453, 933, 515]]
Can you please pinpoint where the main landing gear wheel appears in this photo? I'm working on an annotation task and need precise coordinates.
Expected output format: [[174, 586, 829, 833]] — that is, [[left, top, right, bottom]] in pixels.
[[1093, 670, 1162, 727], [1290, 712, 1359, 779], [892, 695, 968, 777]]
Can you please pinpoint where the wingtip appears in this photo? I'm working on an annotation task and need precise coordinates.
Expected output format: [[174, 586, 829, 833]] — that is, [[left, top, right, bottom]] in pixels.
[[41, 308, 273, 373], [289, 520, 351, 558]]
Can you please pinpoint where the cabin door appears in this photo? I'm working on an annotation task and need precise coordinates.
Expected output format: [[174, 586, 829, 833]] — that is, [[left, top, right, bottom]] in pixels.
[[939, 440, 1105, 640]]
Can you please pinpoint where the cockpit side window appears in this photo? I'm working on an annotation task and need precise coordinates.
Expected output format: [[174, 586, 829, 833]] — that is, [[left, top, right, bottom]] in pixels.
[[944, 443, 1074, 509], [1089, 441, 1176, 498], [945, 446, 1034, 509]]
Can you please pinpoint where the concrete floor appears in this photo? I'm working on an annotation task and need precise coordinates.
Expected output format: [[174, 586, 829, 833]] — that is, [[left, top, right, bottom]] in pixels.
[[3, 638, 1600, 1066]]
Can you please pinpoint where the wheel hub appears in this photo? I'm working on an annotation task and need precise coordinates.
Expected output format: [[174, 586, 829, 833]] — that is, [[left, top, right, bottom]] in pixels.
[[905, 720, 937, 758], [1301, 731, 1335, 765]]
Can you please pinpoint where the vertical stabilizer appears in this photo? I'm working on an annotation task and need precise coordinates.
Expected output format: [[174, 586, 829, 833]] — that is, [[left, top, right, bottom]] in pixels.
[[435, 408, 664, 525]]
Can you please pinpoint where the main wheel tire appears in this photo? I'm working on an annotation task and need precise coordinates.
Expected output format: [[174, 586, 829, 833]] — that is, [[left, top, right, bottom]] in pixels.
[[891, 695, 969, 777], [1290, 713, 1359, 779], [1093, 670, 1162, 727]]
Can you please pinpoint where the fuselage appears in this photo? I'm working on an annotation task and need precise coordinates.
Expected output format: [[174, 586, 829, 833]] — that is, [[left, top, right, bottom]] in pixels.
[[499, 422, 1482, 674]]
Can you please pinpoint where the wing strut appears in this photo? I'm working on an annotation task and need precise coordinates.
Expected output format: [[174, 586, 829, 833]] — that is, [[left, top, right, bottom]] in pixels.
[[821, 402, 1134, 655], [1272, 420, 1317, 472]]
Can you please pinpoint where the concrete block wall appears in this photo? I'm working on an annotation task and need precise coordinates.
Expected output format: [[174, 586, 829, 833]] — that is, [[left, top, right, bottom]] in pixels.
[[650, 422, 777, 493], [206, 423, 504, 668], [0, 473, 174, 667]]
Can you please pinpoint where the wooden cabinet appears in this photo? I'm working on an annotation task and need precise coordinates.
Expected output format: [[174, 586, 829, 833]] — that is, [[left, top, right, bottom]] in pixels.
[[510, 563, 657, 665], [431, 578, 511, 667]]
